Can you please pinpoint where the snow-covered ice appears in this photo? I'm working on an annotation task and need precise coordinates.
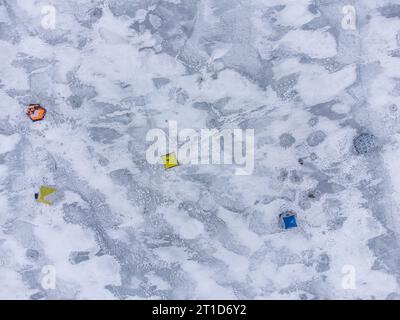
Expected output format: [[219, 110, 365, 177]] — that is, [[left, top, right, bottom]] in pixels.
[[1, 0, 400, 300]]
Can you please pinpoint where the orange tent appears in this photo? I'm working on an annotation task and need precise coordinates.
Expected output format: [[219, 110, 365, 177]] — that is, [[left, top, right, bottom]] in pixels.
[[26, 104, 46, 122]]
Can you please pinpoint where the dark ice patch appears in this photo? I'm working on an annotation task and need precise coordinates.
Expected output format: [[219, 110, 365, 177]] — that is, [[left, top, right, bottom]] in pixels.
[[317, 180, 345, 194], [75, 7, 103, 28], [12, 55, 52, 73], [69, 251, 90, 264], [309, 100, 346, 120], [0, 22, 20, 44], [30, 291, 46, 300], [353, 133, 378, 155], [67, 95, 84, 109], [315, 253, 330, 272], [63, 202, 90, 225], [109, 168, 134, 186], [67, 71, 97, 105], [20, 269, 41, 289], [368, 231, 400, 276], [378, 4, 400, 18], [26, 249, 40, 261], [108, 0, 147, 17], [279, 133, 296, 148], [89, 127, 123, 144], [272, 73, 299, 101], [152, 77, 170, 89], [307, 130, 327, 147], [289, 170, 303, 184]]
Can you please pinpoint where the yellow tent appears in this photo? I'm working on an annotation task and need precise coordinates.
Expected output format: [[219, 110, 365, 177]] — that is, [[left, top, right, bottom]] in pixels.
[[36, 186, 57, 205], [161, 153, 179, 169]]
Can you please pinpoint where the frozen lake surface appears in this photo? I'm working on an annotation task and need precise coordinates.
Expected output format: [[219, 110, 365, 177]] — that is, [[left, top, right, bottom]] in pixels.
[[1, 0, 400, 299]]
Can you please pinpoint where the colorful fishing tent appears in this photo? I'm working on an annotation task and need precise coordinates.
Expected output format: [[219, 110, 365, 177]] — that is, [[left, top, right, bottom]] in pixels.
[[26, 104, 46, 122], [161, 152, 179, 169], [35, 186, 57, 205], [279, 211, 298, 230]]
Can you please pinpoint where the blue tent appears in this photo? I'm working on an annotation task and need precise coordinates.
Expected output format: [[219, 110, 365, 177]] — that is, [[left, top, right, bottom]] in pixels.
[[280, 211, 298, 229]]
